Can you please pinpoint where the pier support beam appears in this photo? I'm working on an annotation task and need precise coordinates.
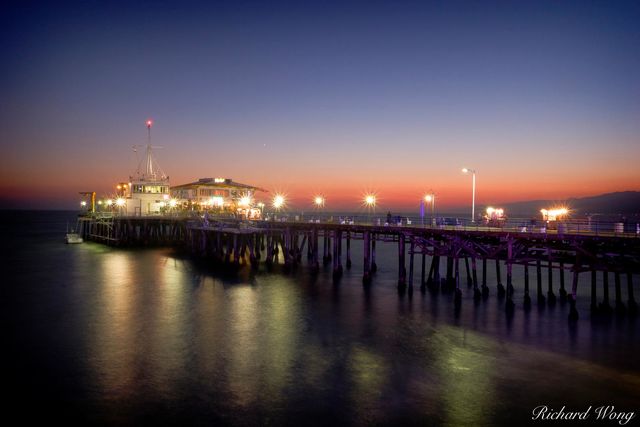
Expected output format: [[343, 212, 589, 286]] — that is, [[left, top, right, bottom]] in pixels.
[[408, 237, 415, 293], [591, 270, 598, 313], [363, 231, 372, 284], [600, 271, 612, 313], [346, 232, 352, 269], [427, 255, 439, 290], [569, 267, 580, 321], [547, 259, 556, 305], [465, 257, 472, 287], [310, 228, 319, 273], [496, 259, 505, 297], [398, 233, 406, 288], [472, 257, 481, 301], [323, 232, 331, 266], [481, 258, 489, 298], [445, 257, 454, 291], [420, 253, 426, 292], [614, 272, 626, 315], [559, 262, 567, 300], [536, 259, 545, 305], [371, 236, 377, 273], [524, 264, 531, 309], [628, 273, 638, 315], [505, 239, 514, 313], [454, 256, 462, 307], [332, 230, 342, 281]]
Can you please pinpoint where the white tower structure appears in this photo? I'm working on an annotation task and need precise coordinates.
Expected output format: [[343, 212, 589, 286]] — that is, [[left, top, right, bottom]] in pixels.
[[126, 120, 171, 216]]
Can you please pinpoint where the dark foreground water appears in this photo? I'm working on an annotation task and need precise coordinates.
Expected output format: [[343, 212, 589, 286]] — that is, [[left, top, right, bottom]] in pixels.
[[2, 211, 639, 426]]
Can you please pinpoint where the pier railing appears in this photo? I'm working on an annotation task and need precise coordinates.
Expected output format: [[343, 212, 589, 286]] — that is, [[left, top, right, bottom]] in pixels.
[[80, 211, 640, 238], [259, 214, 639, 238]]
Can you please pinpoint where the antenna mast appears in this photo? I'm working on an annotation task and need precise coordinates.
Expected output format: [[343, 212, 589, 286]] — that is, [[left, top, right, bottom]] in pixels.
[[146, 119, 154, 178]]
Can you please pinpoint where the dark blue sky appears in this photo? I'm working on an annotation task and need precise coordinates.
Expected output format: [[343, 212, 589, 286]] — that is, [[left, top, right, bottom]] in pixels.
[[2, 0, 639, 209]]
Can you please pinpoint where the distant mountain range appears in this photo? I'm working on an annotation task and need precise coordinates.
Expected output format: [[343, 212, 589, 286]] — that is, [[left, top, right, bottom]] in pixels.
[[496, 191, 640, 216]]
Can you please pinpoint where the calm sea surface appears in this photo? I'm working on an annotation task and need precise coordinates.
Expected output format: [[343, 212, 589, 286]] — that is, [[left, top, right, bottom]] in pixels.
[[2, 211, 639, 426]]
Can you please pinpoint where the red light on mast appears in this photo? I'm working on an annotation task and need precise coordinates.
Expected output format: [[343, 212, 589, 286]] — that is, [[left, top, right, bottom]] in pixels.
[[146, 119, 153, 128]]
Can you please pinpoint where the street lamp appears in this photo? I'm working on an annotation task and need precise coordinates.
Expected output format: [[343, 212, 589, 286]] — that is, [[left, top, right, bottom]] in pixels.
[[364, 194, 376, 223], [364, 194, 376, 209], [116, 197, 126, 216], [273, 194, 285, 211], [424, 193, 435, 224], [461, 168, 476, 223], [314, 195, 325, 208]]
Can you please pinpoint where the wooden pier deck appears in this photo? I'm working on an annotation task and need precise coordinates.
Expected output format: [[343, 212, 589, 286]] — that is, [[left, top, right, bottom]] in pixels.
[[78, 215, 640, 320]]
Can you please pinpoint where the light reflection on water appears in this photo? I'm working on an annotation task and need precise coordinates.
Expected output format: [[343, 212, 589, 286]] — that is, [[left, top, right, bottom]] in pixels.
[[3, 211, 640, 425]]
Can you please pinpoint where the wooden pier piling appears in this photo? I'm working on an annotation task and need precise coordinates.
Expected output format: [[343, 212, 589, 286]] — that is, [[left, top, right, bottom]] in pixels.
[[346, 232, 352, 269], [628, 273, 638, 314], [547, 259, 556, 304], [591, 270, 598, 313], [398, 233, 406, 288], [559, 262, 567, 300], [363, 231, 372, 284], [524, 264, 531, 308], [482, 258, 489, 298], [614, 272, 625, 314], [496, 259, 505, 297], [600, 271, 612, 313], [536, 259, 545, 305]]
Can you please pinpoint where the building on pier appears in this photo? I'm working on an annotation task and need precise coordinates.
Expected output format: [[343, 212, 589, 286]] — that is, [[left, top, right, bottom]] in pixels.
[[170, 177, 267, 219], [124, 121, 171, 216]]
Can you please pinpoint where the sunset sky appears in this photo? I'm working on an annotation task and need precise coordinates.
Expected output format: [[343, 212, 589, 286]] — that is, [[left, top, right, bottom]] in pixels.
[[1, 0, 639, 211]]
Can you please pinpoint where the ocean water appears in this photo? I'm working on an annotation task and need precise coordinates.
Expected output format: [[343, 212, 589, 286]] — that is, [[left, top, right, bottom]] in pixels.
[[2, 210, 639, 426]]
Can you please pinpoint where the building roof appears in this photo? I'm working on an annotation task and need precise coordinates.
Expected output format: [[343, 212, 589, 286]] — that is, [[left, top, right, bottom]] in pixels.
[[171, 178, 267, 192]]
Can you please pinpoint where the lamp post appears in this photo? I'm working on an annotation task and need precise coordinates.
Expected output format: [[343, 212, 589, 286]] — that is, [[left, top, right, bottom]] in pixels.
[[364, 194, 376, 223], [314, 195, 325, 221], [273, 194, 285, 219], [116, 197, 126, 216], [425, 193, 435, 225], [461, 168, 476, 223]]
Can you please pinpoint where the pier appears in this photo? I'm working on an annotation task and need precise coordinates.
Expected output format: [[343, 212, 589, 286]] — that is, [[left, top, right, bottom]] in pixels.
[[78, 215, 640, 320]]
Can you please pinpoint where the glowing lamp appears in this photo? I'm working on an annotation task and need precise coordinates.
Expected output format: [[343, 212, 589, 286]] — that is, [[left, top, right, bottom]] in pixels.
[[314, 196, 325, 207], [239, 195, 251, 207], [169, 199, 177, 208], [541, 207, 569, 221], [273, 194, 285, 209], [364, 194, 376, 206], [116, 198, 126, 207], [106, 199, 113, 206], [209, 196, 224, 207], [80, 201, 87, 207]]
